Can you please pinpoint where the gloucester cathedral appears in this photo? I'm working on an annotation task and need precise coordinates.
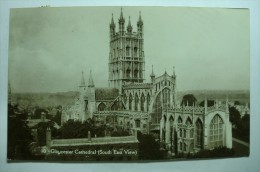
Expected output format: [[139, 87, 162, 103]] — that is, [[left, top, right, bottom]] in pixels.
[[62, 9, 232, 154]]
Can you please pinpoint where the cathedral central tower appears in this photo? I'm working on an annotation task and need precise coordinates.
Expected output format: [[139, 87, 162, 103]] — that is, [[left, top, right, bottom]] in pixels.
[[108, 9, 145, 91]]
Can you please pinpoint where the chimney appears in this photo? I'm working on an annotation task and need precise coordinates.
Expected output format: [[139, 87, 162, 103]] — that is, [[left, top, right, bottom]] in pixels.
[[41, 112, 46, 122], [46, 127, 51, 148]]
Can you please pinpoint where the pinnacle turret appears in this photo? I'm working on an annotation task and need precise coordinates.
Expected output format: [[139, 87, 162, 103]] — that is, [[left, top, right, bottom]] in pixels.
[[110, 13, 115, 28], [80, 71, 86, 87], [137, 11, 143, 26], [88, 70, 94, 87], [119, 8, 125, 24], [127, 16, 132, 33]]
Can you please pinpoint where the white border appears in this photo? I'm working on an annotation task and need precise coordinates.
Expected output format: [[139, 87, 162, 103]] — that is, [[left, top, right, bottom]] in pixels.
[[0, 0, 259, 172]]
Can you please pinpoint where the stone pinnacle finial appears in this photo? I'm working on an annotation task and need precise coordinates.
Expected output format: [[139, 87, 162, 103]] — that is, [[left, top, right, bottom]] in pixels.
[[80, 71, 86, 87], [88, 70, 94, 87]]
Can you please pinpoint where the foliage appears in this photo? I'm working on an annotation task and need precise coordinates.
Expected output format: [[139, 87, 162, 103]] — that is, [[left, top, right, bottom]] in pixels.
[[51, 109, 62, 126], [36, 121, 59, 146], [234, 101, 240, 105], [234, 114, 250, 142], [198, 99, 215, 107], [229, 106, 241, 128], [181, 94, 197, 106], [7, 103, 33, 160], [111, 126, 130, 137], [58, 119, 114, 139], [137, 131, 165, 160]]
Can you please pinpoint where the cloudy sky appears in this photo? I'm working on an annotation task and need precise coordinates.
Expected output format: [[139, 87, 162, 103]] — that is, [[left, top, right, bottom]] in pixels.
[[9, 6, 249, 93]]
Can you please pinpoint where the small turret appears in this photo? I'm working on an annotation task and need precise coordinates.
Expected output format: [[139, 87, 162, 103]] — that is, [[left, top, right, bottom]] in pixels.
[[80, 71, 86, 87], [88, 70, 94, 87], [110, 13, 115, 38], [46, 127, 51, 148], [118, 8, 125, 35]]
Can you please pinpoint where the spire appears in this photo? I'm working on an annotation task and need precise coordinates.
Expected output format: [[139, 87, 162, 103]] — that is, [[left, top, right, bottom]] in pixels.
[[80, 71, 86, 87], [164, 68, 167, 75], [119, 7, 125, 24], [127, 16, 132, 33], [88, 70, 94, 87], [137, 11, 143, 26], [110, 13, 115, 28]]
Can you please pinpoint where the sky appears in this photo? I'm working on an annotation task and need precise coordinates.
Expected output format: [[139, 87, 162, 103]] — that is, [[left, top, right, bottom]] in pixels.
[[8, 6, 250, 93]]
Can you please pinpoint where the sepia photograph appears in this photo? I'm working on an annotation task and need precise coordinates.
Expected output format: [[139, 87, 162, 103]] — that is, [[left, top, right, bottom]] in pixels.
[[7, 6, 250, 162]]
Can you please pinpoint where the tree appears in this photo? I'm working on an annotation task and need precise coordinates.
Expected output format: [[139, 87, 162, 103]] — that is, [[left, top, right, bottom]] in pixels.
[[181, 94, 197, 106], [51, 109, 62, 126], [234, 101, 240, 105], [236, 114, 250, 142], [137, 132, 165, 160], [8, 103, 33, 160], [229, 106, 241, 128], [199, 99, 215, 107], [36, 121, 58, 146]]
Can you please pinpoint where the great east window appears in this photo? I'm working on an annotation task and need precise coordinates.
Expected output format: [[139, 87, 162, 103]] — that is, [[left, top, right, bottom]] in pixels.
[[209, 115, 224, 148]]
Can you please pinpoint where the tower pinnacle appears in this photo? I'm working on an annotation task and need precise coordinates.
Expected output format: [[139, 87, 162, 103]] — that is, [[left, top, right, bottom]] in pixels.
[[137, 11, 143, 26], [80, 71, 86, 87], [88, 70, 94, 87], [172, 66, 176, 77], [127, 16, 132, 33], [110, 13, 115, 28], [119, 7, 125, 23]]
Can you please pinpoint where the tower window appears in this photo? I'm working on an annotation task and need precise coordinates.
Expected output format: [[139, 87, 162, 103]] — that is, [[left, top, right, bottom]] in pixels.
[[209, 114, 224, 148], [126, 46, 130, 56], [126, 69, 131, 78], [134, 69, 138, 78], [134, 47, 138, 56]]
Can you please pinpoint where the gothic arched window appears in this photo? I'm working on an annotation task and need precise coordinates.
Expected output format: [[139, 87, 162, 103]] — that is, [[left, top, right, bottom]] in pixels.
[[140, 93, 145, 111], [129, 93, 133, 110], [196, 119, 203, 148], [186, 117, 192, 125], [126, 69, 131, 78], [152, 92, 162, 124], [134, 69, 138, 78], [162, 88, 170, 107], [146, 93, 150, 112], [178, 116, 183, 124], [134, 93, 139, 111], [209, 114, 224, 148], [135, 119, 141, 128], [98, 103, 106, 111], [134, 47, 138, 56]]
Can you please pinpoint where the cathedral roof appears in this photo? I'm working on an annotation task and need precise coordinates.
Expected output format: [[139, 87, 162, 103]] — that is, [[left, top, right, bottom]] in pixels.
[[123, 83, 153, 89], [95, 88, 119, 101]]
